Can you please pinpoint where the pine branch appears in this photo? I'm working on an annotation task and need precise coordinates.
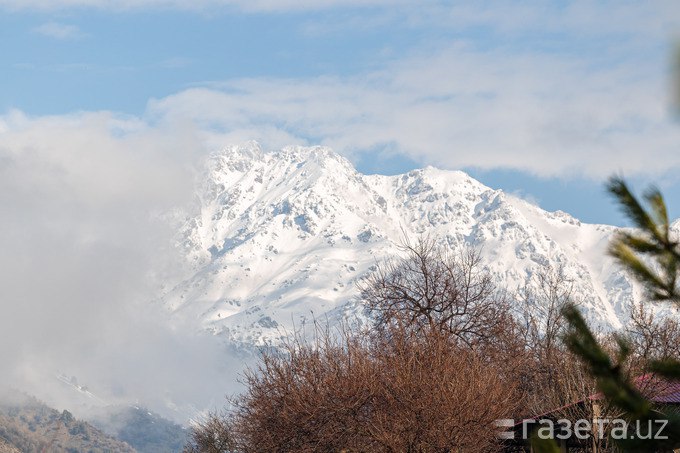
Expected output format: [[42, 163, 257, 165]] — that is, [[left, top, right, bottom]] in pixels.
[[608, 178, 680, 305], [562, 304, 680, 450], [607, 177, 662, 243], [547, 177, 680, 450], [644, 187, 669, 238], [609, 242, 670, 297], [563, 304, 649, 416], [649, 359, 680, 380]]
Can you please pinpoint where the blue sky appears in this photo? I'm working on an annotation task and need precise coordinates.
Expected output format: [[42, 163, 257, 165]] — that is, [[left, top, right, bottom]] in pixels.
[[2, 0, 680, 225]]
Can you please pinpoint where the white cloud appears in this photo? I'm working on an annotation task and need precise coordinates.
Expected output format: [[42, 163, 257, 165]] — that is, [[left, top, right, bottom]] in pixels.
[[0, 109, 249, 421], [142, 38, 680, 179], [6, 2, 680, 181], [32, 21, 84, 39]]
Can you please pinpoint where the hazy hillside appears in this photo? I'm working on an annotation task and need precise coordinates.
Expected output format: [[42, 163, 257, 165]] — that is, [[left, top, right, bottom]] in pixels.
[[0, 392, 135, 453], [90, 406, 188, 453], [0, 438, 21, 453]]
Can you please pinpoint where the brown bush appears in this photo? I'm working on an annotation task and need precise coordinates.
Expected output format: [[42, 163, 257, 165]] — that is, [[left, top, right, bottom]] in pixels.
[[185, 326, 519, 453], [184, 412, 238, 453], [186, 239, 531, 452]]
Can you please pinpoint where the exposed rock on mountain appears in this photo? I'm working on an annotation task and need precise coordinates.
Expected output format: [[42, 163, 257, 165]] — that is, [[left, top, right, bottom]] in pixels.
[[164, 143, 657, 346]]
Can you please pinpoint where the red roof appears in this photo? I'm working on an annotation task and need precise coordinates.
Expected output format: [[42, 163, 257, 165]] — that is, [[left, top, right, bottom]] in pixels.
[[515, 375, 680, 426], [635, 374, 680, 404], [579, 374, 680, 404]]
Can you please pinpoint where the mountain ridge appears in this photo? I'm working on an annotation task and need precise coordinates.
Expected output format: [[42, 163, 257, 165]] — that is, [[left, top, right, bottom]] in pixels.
[[163, 143, 664, 346]]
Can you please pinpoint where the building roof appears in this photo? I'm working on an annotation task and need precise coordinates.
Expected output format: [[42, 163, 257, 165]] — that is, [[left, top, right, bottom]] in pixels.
[[515, 374, 680, 427], [635, 374, 680, 404]]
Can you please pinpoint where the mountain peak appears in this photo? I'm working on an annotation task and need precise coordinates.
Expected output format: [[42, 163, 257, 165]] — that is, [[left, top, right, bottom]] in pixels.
[[275, 145, 346, 164], [168, 144, 637, 345], [214, 142, 352, 169]]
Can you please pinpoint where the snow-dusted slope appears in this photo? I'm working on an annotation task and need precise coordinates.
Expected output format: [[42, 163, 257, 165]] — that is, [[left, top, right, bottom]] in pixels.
[[164, 143, 646, 345]]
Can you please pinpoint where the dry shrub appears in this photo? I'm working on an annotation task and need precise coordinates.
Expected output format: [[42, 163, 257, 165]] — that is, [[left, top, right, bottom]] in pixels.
[[186, 238, 527, 452], [186, 326, 519, 453], [184, 412, 237, 453], [362, 328, 517, 452]]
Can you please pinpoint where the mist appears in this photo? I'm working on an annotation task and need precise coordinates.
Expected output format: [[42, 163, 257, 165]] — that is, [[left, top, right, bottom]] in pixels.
[[0, 110, 250, 423]]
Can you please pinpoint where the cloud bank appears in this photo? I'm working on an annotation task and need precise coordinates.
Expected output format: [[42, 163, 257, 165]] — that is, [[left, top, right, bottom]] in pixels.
[[5, 1, 680, 179], [0, 111, 248, 421], [146, 43, 680, 179]]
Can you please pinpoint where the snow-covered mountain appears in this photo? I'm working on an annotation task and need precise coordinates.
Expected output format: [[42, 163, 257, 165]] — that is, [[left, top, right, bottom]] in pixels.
[[163, 143, 656, 346]]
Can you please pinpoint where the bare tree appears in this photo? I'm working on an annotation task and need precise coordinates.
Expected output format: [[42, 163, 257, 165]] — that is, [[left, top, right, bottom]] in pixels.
[[625, 301, 680, 367], [512, 265, 620, 451], [359, 237, 510, 349], [517, 263, 576, 362]]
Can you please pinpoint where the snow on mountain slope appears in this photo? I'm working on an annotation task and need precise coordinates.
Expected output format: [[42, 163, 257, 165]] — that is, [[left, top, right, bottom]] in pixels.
[[163, 143, 647, 345]]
